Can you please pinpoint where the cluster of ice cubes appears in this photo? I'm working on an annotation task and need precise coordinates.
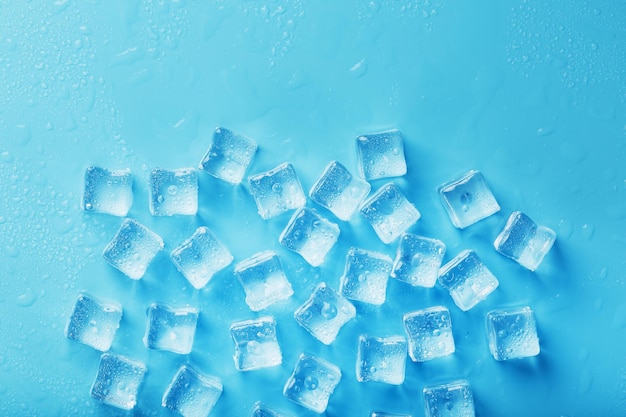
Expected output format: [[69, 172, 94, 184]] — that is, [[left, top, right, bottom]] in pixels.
[[68, 127, 555, 415]]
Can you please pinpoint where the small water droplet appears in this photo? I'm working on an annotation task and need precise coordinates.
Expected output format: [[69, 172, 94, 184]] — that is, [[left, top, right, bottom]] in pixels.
[[272, 183, 283, 193], [167, 185, 178, 196], [304, 375, 318, 390], [157, 195, 165, 203], [321, 302, 337, 319]]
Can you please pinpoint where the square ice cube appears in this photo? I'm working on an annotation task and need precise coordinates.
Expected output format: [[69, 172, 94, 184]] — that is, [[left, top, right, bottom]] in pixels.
[[392, 234, 446, 288], [82, 166, 133, 216], [230, 316, 282, 371], [162, 365, 222, 417], [309, 160, 371, 221], [234, 251, 294, 311], [294, 283, 356, 345], [143, 303, 199, 355], [438, 250, 499, 311], [102, 218, 164, 280], [356, 335, 407, 385], [494, 211, 556, 271], [248, 163, 306, 219], [251, 402, 287, 417], [149, 167, 198, 216], [279, 207, 340, 267], [403, 306, 455, 362], [371, 413, 412, 417], [283, 352, 342, 414], [438, 170, 500, 229], [486, 306, 540, 361], [360, 183, 420, 244], [65, 293, 122, 352], [423, 380, 475, 417], [356, 130, 407, 180], [199, 127, 257, 185], [171, 226, 233, 290], [340, 248, 393, 305], [90, 353, 147, 411]]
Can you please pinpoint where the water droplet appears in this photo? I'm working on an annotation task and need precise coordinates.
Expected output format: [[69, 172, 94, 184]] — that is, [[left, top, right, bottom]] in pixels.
[[167, 185, 178, 195], [582, 224, 595, 240], [272, 183, 283, 193], [16, 289, 37, 307], [304, 375, 318, 390], [157, 195, 165, 203], [321, 302, 337, 319], [84, 203, 93, 211]]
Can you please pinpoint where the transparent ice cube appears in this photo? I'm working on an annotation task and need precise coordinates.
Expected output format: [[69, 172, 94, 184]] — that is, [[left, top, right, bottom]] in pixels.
[[65, 293, 122, 352], [438, 170, 500, 229], [170, 226, 233, 290], [143, 303, 199, 355], [423, 380, 475, 417], [90, 353, 147, 411], [250, 402, 288, 417], [356, 130, 407, 180], [199, 127, 257, 185], [392, 234, 446, 288], [486, 306, 540, 361], [360, 183, 420, 244], [403, 306, 455, 362], [230, 316, 282, 371], [102, 218, 164, 280], [82, 166, 133, 216], [162, 365, 223, 417], [248, 163, 306, 219], [356, 335, 407, 385], [494, 211, 556, 271], [149, 167, 198, 216], [234, 251, 293, 311], [340, 248, 393, 305], [438, 250, 499, 311], [279, 207, 340, 267], [283, 352, 342, 414], [309, 160, 371, 221]]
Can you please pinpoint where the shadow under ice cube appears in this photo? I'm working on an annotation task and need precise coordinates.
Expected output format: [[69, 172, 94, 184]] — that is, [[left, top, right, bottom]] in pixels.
[[356, 130, 407, 180], [162, 365, 223, 417], [356, 335, 407, 385], [149, 167, 198, 216], [392, 234, 446, 288], [65, 292, 122, 352], [199, 127, 257, 185], [340, 248, 393, 305], [234, 251, 293, 311], [143, 303, 199, 355], [90, 353, 147, 411], [486, 306, 540, 361], [403, 306, 455, 362], [230, 316, 282, 371], [82, 166, 133, 216], [423, 380, 475, 417], [248, 163, 306, 219]]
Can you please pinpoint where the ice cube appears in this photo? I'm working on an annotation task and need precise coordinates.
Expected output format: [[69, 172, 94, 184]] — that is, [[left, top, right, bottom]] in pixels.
[[250, 402, 288, 417], [340, 248, 393, 305], [371, 413, 412, 417], [494, 211, 556, 271], [65, 293, 122, 352], [90, 353, 147, 411], [199, 127, 257, 185], [360, 183, 420, 244], [234, 251, 293, 311], [143, 303, 199, 355], [309, 160, 371, 221], [283, 352, 342, 414], [279, 207, 340, 267], [486, 306, 540, 361], [149, 167, 198, 216], [248, 163, 306, 219], [356, 335, 407, 385], [423, 380, 475, 417], [82, 166, 133, 216], [438, 170, 500, 229], [294, 283, 356, 345], [438, 250, 499, 311], [392, 234, 446, 288], [356, 130, 407, 180], [403, 306, 455, 362], [102, 218, 164, 280], [170, 226, 233, 290], [230, 316, 282, 371], [162, 365, 222, 417]]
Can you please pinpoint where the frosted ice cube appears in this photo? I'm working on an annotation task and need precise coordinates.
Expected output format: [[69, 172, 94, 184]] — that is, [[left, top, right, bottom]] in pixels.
[[486, 306, 540, 361], [162, 365, 222, 417], [356, 335, 407, 385], [403, 306, 455, 362], [340, 248, 393, 305], [423, 380, 475, 417], [438, 250, 499, 311], [230, 316, 282, 371], [309, 160, 371, 221], [234, 251, 293, 311], [143, 303, 199, 355], [199, 127, 257, 185], [90, 353, 147, 411], [360, 183, 420, 244], [279, 207, 340, 267], [102, 218, 164, 280], [65, 293, 122, 352], [294, 283, 356, 345], [283, 352, 342, 414], [82, 166, 133, 216], [438, 170, 500, 229], [171, 226, 233, 289], [392, 234, 446, 288], [371, 413, 412, 417], [248, 163, 306, 219], [149, 167, 198, 216], [356, 130, 407, 180], [250, 402, 288, 417], [494, 211, 556, 271]]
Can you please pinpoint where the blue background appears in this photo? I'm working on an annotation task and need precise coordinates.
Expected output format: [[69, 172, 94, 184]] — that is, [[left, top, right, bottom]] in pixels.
[[0, 1, 625, 416]]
